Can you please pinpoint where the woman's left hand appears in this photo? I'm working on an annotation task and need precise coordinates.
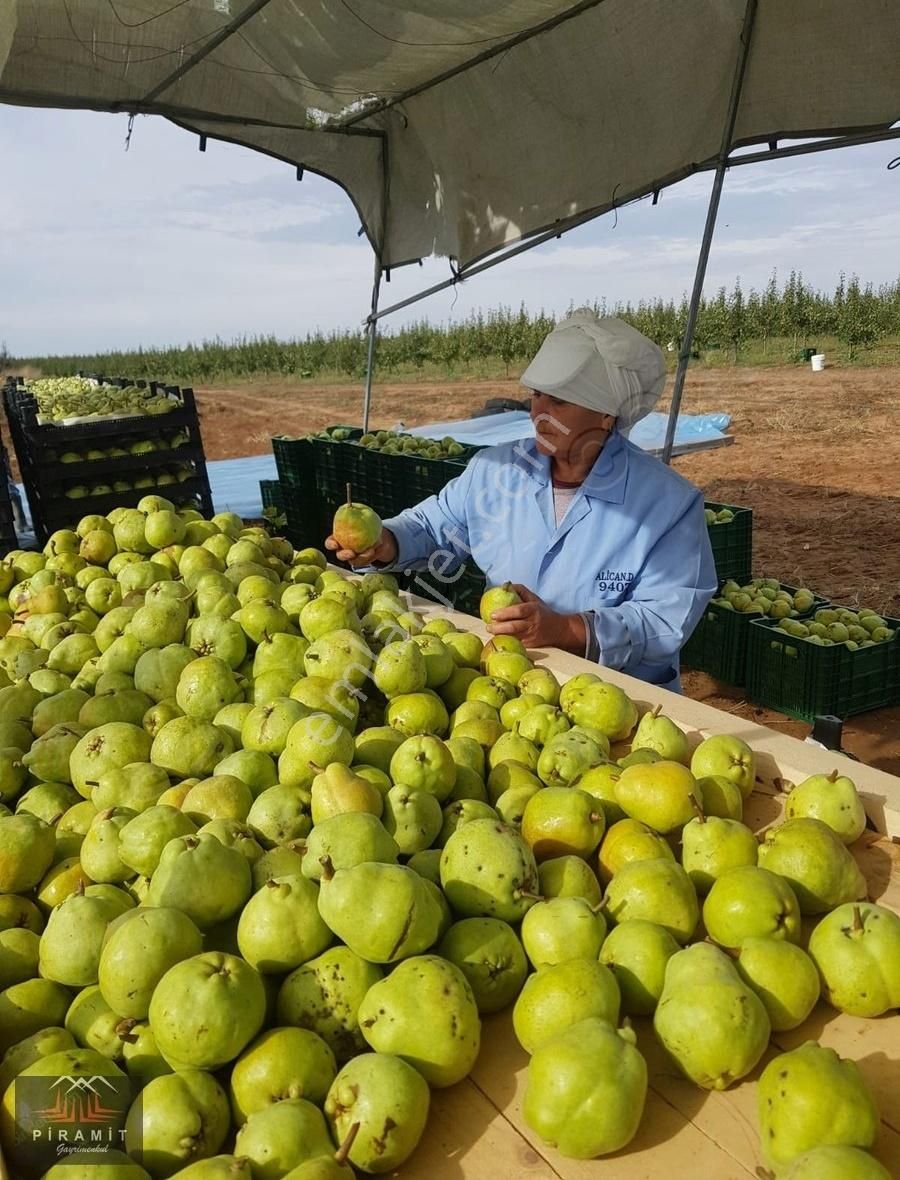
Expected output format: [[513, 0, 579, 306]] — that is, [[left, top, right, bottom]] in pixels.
[[486, 584, 586, 652]]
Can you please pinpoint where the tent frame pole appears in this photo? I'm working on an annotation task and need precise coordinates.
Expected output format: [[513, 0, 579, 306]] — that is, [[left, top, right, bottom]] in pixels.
[[362, 261, 382, 434], [661, 0, 758, 465]]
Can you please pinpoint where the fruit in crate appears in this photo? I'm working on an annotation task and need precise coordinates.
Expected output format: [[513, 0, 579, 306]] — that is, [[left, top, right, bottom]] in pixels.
[[780, 605, 898, 650], [24, 376, 180, 422], [705, 505, 735, 525], [711, 578, 815, 618], [351, 429, 467, 459]]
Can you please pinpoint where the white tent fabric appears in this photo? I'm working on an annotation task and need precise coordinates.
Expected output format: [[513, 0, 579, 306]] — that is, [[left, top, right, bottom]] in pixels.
[[1, 0, 898, 271]]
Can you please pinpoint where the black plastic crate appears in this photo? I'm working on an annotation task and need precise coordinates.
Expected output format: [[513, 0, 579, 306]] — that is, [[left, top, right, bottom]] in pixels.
[[4, 381, 213, 541], [404, 563, 487, 617], [0, 444, 18, 554], [705, 501, 753, 584], [681, 582, 826, 687], [260, 480, 283, 513], [746, 611, 900, 721], [271, 435, 315, 490]]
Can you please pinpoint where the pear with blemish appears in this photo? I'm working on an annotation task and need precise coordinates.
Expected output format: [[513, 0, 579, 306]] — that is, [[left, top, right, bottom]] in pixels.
[[630, 705, 690, 765]]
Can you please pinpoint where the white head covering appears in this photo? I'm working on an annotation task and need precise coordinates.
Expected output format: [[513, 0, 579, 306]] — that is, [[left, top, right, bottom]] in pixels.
[[520, 309, 666, 431]]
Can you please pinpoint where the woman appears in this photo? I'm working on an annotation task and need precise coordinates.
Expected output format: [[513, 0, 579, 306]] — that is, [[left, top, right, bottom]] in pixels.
[[327, 309, 716, 689]]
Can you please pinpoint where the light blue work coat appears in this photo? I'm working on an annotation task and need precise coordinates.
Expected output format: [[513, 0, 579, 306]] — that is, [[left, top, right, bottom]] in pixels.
[[383, 430, 717, 690]]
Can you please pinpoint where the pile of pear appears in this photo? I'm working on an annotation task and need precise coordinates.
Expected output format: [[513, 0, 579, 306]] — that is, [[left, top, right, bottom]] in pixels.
[[25, 377, 178, 422], [777, 605, 896, 651], [0, 505, 896, 1178], [712, 577, 816, 619]]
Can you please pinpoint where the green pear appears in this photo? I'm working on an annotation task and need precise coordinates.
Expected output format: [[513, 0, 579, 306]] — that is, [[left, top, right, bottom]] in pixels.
[[38, 888, 124, 987], [654, 942, 770, 1089], [247, 784, 313, 848], [372, 639, 427, 697], [561, 679, 637, 742], [517, 666, 561, 705], [277, 947, 383, 1063], [147, 833, 251, 929], [598, 919, 680, 1016], [631, 705, 689, 763], [237, 875, 333, 974], [99, 907, 203, 1020], [438, 917, 528, 1014], [524, 1017, 646, 1158], [785, 769, 867, 844], [125, 1069, 230, 1176], [689, 733, 756, 799], [148, 951, 266, 1071], [486, 760, 542, 803], [235, 1097, 334, 1180], [808, 902, 900, 1017], [696, 773, 744, 819], [439, 798, 498, 845], [604, 859, 699, 944], [440, 818, 539, 922], [538, 855, 603, 905], [389, 734, 456, 801], [521, 785, 605, 859], [324, 1052, 429, 1173], [358, 954, 480, 1086], [513, 958, 620, 1054], [613, 759, 700, 833], [520, 897, 606, 968], [703, 865, 802, 947], [757, 818, 868, 913], [735, 938, 820, 1030], [757, 1042, 879, 1167], [118, 805, 197, 877], [597, 817, 675, 884], [302, 812, 399, 880], [310, 762, 383, 826], [0, 813, 57, 892], [316, 859, 443, 964], [681, 813, 758, 894], [770, 1145, 891, 1179], [381, 785, 443, 855], [536, 730, 605, 787], [229, 1026, 336, 1125]]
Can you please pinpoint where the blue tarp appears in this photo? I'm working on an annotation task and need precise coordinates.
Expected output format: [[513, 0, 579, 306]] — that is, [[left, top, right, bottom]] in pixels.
[[12, 409, 730, 530], [406, 409, 732, 451]]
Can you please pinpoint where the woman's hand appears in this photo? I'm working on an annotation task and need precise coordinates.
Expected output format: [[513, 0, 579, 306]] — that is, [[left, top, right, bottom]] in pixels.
[[325, 527, 399, 568], [486, 584, 587, 653]]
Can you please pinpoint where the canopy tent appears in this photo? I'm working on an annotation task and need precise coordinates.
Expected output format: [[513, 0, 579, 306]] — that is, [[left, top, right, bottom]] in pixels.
[[2, 0, 899, 453]]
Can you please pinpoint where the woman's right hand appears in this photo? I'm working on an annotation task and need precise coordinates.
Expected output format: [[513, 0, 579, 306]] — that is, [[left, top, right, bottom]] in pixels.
[[325, 527, 399, 568]]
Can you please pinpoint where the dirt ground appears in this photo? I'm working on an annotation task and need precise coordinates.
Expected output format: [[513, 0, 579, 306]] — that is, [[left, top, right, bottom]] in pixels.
[[191, 365, 900, 776]]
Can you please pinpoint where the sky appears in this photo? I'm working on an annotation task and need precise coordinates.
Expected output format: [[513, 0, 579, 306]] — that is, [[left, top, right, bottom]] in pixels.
[[1, 106, 898, 357]]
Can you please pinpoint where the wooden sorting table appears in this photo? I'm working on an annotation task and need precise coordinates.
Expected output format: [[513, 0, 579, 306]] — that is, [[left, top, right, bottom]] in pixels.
[[397, 603, 900, 1180], [1, 602, 897, 1180]]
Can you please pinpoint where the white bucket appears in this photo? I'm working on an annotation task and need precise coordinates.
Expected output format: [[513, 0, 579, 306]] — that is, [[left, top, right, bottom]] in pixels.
[[811, 353, 826, 371]]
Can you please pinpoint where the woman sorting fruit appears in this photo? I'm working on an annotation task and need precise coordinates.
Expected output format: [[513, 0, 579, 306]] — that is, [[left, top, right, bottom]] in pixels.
[[327, 309, 716, 690]]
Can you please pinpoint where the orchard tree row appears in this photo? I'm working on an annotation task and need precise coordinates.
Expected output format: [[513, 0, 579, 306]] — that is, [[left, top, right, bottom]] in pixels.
[[10, 271, 900, 383]]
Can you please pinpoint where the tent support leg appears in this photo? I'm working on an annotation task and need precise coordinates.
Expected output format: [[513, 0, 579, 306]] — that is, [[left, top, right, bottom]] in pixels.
[[661, 0, 758, 465], [362, 262, 383, 434]]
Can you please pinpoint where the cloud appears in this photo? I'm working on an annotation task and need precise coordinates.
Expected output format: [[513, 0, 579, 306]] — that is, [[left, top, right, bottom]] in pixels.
[[2, 106, 898, 354]]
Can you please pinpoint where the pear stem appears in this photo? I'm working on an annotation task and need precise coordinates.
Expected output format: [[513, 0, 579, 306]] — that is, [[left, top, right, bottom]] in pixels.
[[827, 769, 840, 783], [650, 705, 662, 719], [308, 762, 325, 773], [690, 797, 706, 824], [346, 483, 352, 508], [851, 905, 865, 934], [335, 1122, 360, 1165], [319, 855, 335, 882], [516, 890, 544, 902]]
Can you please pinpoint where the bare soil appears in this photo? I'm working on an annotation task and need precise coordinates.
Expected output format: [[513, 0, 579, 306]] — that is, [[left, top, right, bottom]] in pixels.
[[191, 365, 900, 775]]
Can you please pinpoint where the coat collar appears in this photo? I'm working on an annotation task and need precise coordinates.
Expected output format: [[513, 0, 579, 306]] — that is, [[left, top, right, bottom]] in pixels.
[[513, 429, 629, 505]]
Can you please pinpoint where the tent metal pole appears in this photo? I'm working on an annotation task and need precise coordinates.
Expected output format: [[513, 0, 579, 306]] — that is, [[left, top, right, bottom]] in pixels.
[[661, 0, 759, 466], [362, 262, 383, 435]]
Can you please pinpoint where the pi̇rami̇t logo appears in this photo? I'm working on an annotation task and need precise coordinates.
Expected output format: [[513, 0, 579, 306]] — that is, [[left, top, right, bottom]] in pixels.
[[36, 1075, 122, 1125], [12, 1069, 132, 1176]]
